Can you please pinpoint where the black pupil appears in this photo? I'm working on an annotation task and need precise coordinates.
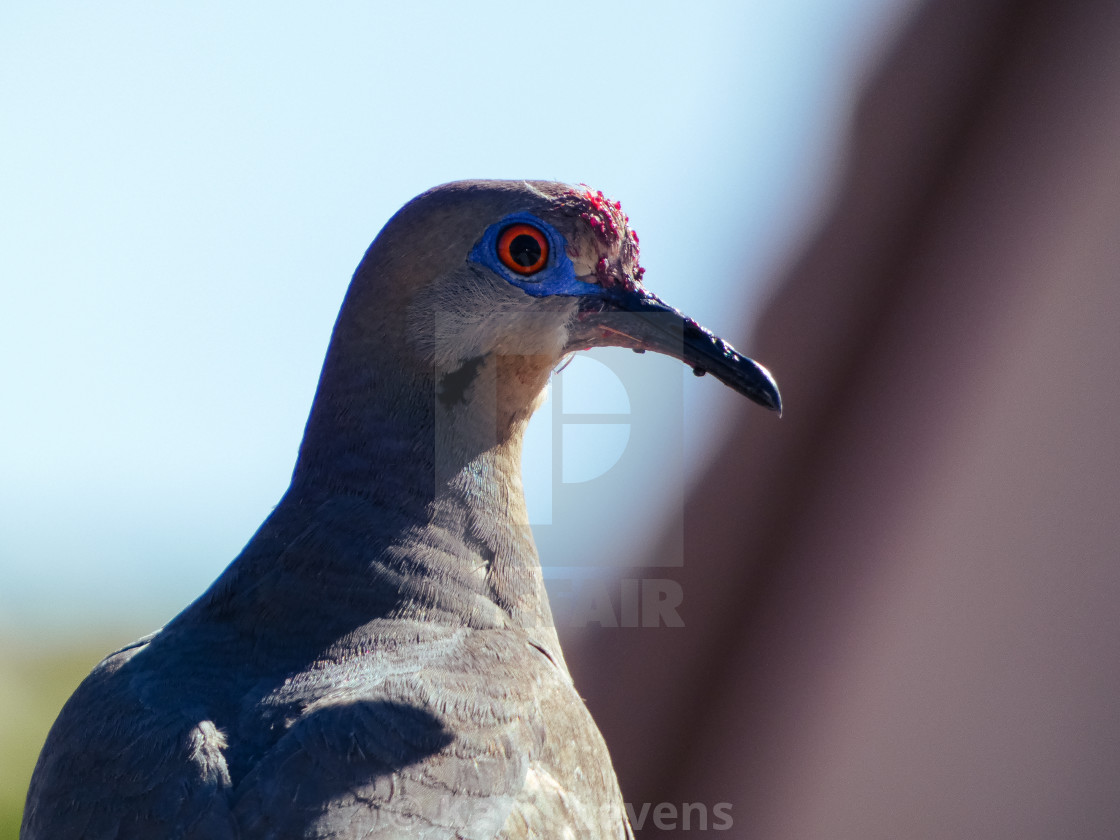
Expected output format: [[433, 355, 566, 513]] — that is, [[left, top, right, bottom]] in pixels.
[[509, 233, 542, 268]]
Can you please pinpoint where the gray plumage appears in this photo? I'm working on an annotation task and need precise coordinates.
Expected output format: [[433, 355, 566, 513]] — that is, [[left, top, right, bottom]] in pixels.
[[22, 180, 779, 839]]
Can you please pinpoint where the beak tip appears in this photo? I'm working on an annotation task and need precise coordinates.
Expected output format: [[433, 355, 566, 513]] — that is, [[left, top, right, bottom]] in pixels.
[[759, 384, 783, 416], [746, 362, 782, 416]]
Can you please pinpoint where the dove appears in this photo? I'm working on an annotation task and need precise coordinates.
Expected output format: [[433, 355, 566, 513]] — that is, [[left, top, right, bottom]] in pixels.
[[22, 180, 779, 839]]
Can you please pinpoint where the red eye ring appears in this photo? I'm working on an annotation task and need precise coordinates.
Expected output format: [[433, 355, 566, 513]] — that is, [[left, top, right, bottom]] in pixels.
[[496, 223, 549, 275]]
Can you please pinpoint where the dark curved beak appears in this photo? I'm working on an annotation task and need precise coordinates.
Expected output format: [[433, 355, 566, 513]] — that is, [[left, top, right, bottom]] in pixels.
[[569, 286, 782, 415]]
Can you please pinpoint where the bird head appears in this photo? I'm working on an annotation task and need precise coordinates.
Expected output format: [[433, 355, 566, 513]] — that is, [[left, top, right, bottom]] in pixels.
[[332, 180, 780, 422]]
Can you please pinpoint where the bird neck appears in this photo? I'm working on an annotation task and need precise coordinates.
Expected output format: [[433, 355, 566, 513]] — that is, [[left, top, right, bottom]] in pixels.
[[257, 346, 559, 636], [290, 345, 547, 500]]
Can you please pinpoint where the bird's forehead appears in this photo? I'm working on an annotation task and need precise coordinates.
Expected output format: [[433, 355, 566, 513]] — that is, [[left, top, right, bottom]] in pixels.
[[540, 182, 646, 292]]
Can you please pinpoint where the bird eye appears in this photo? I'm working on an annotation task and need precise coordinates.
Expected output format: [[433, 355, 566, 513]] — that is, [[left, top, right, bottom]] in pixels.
[[496, 223, 549, 275]]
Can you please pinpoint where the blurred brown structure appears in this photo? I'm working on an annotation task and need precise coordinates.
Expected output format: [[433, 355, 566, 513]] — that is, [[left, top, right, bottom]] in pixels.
[[565, 0, 1120, 836]]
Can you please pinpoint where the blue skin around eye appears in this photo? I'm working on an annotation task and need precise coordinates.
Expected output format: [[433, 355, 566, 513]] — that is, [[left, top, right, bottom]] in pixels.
[[468, 213, 604, 298]]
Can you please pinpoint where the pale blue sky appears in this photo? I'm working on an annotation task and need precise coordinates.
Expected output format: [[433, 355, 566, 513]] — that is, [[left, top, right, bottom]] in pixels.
[[0, 1, 910, 637]]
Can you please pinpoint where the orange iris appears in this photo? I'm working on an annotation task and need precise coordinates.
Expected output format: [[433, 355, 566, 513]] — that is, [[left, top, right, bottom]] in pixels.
[[496, 224, 549, 275]]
